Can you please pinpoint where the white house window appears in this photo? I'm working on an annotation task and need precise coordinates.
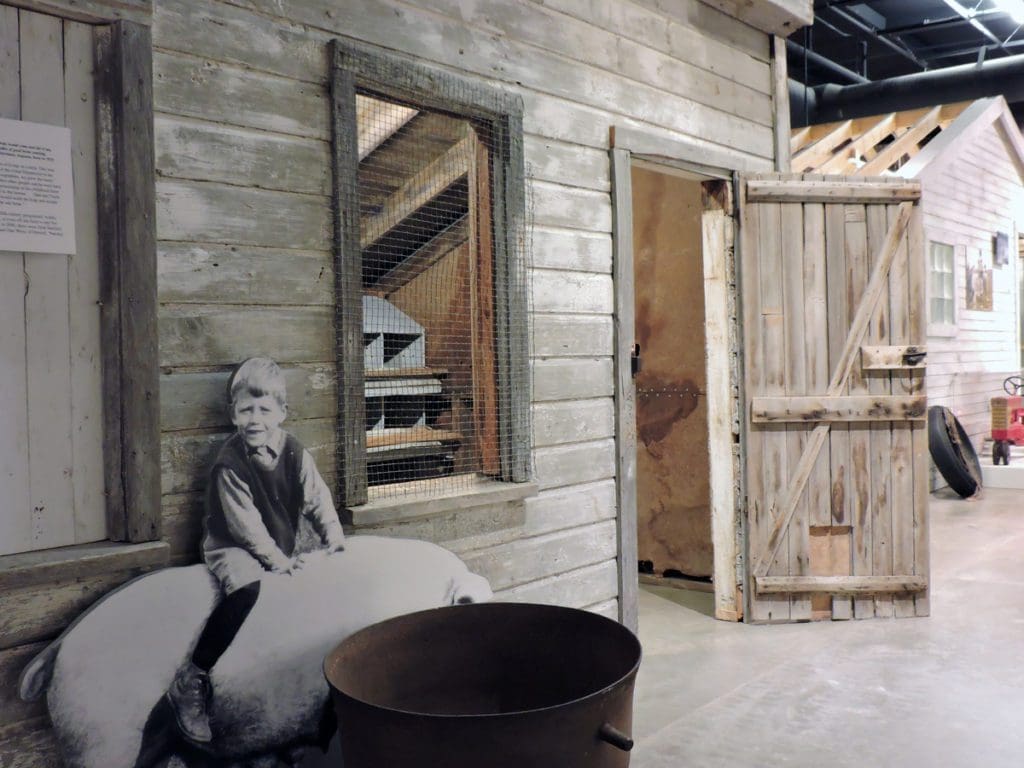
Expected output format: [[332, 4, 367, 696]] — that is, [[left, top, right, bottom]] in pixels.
[[929, 241, 956, 326]]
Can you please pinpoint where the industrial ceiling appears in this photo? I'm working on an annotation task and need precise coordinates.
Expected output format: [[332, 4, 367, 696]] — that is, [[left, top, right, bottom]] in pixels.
[[789, 0, 1024, 125]]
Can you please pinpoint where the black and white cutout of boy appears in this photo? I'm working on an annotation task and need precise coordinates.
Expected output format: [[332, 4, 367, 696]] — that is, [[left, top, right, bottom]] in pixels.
[[166, 358, 346, 743]]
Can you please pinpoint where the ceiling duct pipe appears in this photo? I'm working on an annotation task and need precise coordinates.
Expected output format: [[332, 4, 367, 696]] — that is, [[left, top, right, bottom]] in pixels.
[[808, 53, 1024, 124], [789, 79, 818, 127]]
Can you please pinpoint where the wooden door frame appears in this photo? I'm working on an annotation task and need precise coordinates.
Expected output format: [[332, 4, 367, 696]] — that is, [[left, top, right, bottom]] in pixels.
[[610, 136, 750, 626]]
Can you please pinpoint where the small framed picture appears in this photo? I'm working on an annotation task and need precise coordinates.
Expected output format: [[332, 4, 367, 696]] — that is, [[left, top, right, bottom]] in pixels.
[[966, 247, 994, 311], [994, 231, 1010, 267]]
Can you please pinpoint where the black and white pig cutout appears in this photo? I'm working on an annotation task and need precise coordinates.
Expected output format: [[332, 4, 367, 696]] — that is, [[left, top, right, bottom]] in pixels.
[[18, 535, 492, 768]]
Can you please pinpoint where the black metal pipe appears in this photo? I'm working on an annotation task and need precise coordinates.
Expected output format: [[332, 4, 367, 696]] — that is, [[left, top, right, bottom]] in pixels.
[[786, 39, 870, 84], [879, 14, 971, 36], [821, 5, 927, 69], [928, 38, 1024, 64], [811, 53, 1024, 122]]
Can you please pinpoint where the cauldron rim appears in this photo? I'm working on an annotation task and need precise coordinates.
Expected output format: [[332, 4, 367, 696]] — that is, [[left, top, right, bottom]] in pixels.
[[323, 602, 642, 720]]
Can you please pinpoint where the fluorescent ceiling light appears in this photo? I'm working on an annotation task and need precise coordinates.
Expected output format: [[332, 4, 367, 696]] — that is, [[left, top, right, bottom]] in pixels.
[[994, 0, 1024, 24], [942, 0, 974, 17]]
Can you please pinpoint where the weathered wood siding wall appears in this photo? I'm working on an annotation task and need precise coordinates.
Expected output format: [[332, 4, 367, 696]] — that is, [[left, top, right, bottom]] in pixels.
[[152, 0, 776, 619], [0, 1, 781, 761], [923, 125, 1024, 462]]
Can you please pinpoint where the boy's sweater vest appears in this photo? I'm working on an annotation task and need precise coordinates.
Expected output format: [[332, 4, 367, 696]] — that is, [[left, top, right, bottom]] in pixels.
[[205, 432, 305, 556]]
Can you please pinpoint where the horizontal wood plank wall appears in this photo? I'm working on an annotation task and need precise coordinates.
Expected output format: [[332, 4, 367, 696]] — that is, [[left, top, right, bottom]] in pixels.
[[2, 0, 775, 754], [149, 0, 774, 618], [921, 122, 1024, 480]]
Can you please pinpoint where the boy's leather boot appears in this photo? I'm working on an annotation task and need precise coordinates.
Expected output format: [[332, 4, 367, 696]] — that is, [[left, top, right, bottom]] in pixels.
[[167, 661, 213, 743]]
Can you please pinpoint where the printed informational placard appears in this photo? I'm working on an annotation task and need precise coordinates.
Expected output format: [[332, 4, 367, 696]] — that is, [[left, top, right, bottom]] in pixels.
[[0, 117, 76, 255]]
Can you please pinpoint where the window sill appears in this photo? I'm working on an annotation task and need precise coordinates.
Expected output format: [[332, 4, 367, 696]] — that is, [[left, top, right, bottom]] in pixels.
[[0, 540, 170, 592], [928, 322, 957, 338], [349, 477, 538, 527]]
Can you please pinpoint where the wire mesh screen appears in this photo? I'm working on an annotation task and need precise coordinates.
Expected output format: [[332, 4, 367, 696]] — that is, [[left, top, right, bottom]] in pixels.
[[345, 90, 529, 500]]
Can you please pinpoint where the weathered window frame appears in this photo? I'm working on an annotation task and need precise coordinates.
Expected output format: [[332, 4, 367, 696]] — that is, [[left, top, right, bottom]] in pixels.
[[0, 9, 164, 589], [330, 38, 530, 509]]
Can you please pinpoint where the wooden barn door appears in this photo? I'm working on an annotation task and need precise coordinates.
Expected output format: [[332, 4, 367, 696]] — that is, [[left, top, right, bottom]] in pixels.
[[0, 7, 105, 555], [739, 174, 929, 623]]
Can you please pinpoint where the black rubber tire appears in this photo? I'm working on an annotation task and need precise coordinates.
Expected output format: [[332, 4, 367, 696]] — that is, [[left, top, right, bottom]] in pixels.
[[928, 406, 982, 497]]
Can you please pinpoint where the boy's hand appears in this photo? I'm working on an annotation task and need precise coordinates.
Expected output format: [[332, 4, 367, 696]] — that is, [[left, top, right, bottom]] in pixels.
[[294, 550, 327, 570], [326, 538, 345, 554], [265, 551, 294, 574]]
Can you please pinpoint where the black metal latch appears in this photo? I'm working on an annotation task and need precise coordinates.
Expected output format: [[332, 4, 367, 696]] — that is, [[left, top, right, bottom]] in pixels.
[[903, 349, 926, 366], [631, 344, 641, 377]]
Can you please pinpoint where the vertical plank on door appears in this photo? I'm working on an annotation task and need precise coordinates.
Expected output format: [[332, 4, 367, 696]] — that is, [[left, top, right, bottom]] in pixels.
[[844, 203, 873, 619], [757, 188, 790, 622], [866, 202, 893, 618], [64, 19, 105, 544], [824, 179, 852, 619], [0, 6, 17, 119], [20, 9, 76, 551], [907, 206, 930, 617], [803, 176, 834, 620], [740, 180, 769, 622], [0, 6, 32, 556], [780, 191, 810, 621], [802, 183, 830, 531], [888, 200, 916, 618]]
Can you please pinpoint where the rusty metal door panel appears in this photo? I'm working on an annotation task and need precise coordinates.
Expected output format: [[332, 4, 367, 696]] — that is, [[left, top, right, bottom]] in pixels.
[[632, 167, 712, 579]]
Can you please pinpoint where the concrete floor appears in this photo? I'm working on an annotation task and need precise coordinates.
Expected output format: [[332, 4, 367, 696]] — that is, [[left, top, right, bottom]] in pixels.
[[631, 487, 1024, 767]]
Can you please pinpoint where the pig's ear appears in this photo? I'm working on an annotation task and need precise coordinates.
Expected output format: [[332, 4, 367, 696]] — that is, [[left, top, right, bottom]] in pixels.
[[19, 639, 60, 701], [446, 572, 493, 605]]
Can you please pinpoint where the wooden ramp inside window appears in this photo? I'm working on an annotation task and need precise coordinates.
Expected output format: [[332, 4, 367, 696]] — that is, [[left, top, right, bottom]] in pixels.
[[791, 101, 972, 176]]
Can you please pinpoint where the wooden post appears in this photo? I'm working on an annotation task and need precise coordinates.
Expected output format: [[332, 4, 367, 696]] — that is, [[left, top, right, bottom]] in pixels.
[[330, 41, 367, 508], [771, 35, 791, 173], [95, 20, 160, 542], [702, 180, 740, 622], [611, 147, 638, 633]]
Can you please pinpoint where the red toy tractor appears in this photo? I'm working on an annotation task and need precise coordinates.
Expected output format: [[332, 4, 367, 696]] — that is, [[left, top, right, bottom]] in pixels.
[[991, 375, 1024, 465]]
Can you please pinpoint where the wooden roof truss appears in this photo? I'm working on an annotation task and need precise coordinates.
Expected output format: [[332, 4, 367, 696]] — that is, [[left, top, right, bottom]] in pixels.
[[791, 101, 972, 176]]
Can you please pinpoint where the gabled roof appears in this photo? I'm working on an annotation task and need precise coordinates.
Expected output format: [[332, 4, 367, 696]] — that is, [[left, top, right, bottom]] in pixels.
[[790, 97, 1024, 183]]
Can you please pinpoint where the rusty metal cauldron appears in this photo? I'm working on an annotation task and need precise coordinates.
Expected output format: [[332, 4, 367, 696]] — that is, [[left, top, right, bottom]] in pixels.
[[323, 602, 642, 768]]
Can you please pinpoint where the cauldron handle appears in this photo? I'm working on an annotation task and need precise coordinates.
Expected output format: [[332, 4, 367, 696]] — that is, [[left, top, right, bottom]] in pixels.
[[598, 722, 634, 752]]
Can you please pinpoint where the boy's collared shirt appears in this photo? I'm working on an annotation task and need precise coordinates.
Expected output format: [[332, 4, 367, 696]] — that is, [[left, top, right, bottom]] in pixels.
[[245, 427, 287, 471]]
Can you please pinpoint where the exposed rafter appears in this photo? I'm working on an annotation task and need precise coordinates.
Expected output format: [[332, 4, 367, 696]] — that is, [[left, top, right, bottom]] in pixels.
[[791, 101, 972, 175]]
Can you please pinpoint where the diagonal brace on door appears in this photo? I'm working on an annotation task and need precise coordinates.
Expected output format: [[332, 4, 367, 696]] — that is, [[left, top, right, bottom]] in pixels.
[[753, 201, 915, 579]]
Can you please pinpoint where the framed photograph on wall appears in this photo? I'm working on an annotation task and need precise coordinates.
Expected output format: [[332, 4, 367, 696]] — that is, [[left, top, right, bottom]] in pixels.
[[966, 246, 994, 311], [994, 231, 1010, 267]]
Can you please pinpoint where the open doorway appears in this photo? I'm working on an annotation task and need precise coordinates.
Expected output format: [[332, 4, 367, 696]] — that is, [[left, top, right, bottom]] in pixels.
[[632, 165, 713, 606], [613, 151, 740, 626]]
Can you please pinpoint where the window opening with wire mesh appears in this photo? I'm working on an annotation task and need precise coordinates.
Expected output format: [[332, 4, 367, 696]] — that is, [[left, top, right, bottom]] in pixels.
[[332, 41, 530, 507]]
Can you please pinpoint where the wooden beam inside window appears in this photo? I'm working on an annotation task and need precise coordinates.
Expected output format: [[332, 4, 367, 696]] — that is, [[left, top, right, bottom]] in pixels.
[[360, 132, 473, 250]]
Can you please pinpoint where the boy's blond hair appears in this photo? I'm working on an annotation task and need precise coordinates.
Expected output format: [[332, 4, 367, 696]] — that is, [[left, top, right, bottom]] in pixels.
[[227, 358, 287, 408]]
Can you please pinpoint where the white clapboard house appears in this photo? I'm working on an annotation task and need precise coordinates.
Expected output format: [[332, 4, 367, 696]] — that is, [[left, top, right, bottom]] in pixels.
[[792, 97, 1024, 484]]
